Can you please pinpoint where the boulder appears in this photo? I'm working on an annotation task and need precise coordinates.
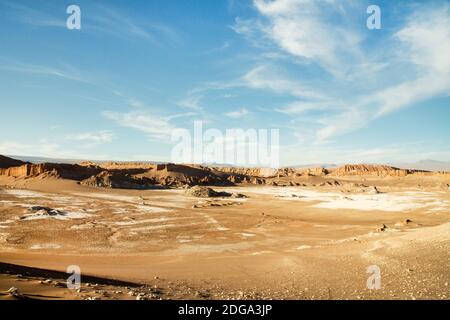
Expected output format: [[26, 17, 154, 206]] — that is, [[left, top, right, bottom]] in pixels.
[[185, 186, 231, 198]]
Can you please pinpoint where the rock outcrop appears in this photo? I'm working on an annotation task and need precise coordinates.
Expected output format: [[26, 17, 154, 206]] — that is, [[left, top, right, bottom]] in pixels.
[[80, 171, 160, 189], [185, 186, 232, 198], [0, 163, 101, 180], [330, 164, 429, 177], [0, 155, 28, 169], [1, 155, 448, 190]]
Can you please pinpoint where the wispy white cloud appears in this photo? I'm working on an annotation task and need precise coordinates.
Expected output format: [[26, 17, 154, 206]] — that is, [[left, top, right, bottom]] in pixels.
[[67, 130, 114, 145], [0, 140, 110, 160], [372, 6, 450, 117], [0, 1, 65, 28], [0, 141, 30, 156], [233, 1, 450, 145], [0, 1, 180, 45], [0, 58, 89, 83], [242, 64, 326, 100], [236, 0, 365, 77], [225, 108, 251, 118], [165, 112, 197, 121], [103, 110, 175, 141], [276, 100, 340, 115], [176, 93, 204, 110], [316, 5, 450, 141], [84, 6, 157, 43], [203, 40, 233, 55]]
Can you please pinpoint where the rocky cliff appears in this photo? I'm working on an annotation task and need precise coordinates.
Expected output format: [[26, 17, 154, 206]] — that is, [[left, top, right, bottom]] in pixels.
[[329, 164, 430, 177], [0, 155, 28, 169], [1, 155, 448, 189], [0, 163, 101, 180]]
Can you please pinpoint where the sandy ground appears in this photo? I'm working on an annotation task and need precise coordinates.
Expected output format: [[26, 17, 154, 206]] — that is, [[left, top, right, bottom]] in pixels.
[[0, 176, 449, 300]]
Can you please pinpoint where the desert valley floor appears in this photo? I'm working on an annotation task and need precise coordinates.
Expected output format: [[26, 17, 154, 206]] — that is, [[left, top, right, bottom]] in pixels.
[[0, 162, 449, 300]]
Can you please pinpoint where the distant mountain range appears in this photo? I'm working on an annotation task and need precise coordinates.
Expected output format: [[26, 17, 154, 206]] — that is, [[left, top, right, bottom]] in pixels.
[[5, 155, 450, 172], [7, 155, 81, 164], [389, 160, 450, 172], [6, 155, 164, 165]]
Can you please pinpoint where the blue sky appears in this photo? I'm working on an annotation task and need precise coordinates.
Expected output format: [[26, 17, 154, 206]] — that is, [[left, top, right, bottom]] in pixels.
[[0, 0, 449, 166]]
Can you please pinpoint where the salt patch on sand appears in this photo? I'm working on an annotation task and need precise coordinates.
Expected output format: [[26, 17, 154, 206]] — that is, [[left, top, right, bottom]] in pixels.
[[115, 217, 176, 226], [296, 245, 312, 250], [312, 195, 425, 212], [3, 190, 75, 203], [239, 233, 256, 237], [0, 219, 16, 228], [0, 201, 35, 208], [72, 193, 142, 203], [175, 242, 253, 254], [0, 200, 15, 204], [113, 208, 129, 214], [30, 243, 61, 250], [197, 212, 229, 231], [134, 205, 172, 213], [178, 239, 192, 243], [21, 210, 93, 221], [72, 192, 139, 203], [250, 251, 272, 255], [230, 186, 443, 212], [71, 193, 172, 213], [130, 223, 177, 232], [2, 189, 48, 198]]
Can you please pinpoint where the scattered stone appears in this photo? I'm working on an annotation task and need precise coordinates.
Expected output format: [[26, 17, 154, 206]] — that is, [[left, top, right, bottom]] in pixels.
[[395, 219, 413, 227], [19, 206, 72, 220], [7, 287, 23, 298], [136, 293, 146, 300], [29, 206, 64, 216], [6, 235, 25, 244], [368, 186, 381, 194], [230, 193, 248, 198], [185, 186, 231, 198]]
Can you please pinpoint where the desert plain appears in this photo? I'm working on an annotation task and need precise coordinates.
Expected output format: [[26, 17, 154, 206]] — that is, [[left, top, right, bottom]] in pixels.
[[0, 155, 449, 300]]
